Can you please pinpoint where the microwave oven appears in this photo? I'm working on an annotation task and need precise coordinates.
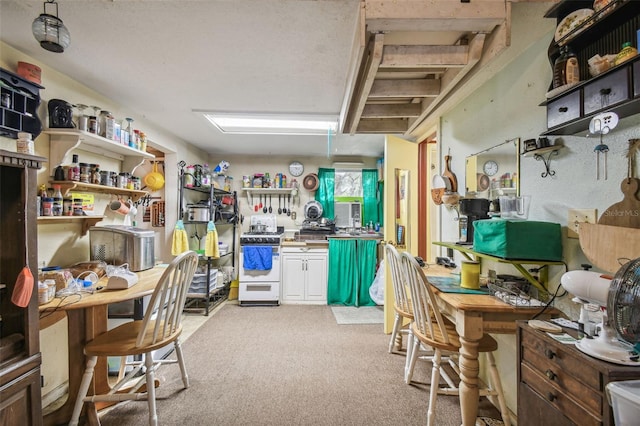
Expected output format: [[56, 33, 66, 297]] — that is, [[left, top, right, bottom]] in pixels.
[[334, 202, 362, 229]]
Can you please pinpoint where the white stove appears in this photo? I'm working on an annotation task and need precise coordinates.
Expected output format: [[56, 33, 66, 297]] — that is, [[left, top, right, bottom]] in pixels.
[[238, 215, 282, 306]]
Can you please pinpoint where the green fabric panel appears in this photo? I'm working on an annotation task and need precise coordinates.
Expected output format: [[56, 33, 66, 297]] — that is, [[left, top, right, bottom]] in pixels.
[[315, 168, 335, 219], [327, 238, 358, 305], [472, 219, 563, 261], [357, 239, 378, 306], [362, 169, 378, 225]]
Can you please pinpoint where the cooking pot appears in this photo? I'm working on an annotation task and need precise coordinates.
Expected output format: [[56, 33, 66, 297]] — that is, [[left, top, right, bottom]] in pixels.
[[249, 224, 267, 234], [187, 204, 209, 222], [144, 161, 165, 191]]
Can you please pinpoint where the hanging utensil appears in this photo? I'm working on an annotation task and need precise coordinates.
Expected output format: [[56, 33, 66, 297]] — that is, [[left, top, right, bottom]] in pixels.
[[594, 139, 609, 180], [282, 194, 287, 214], [268, 194, 273, 213], [254, 194, 259, 212], [278, 195, 282, 215], [259, 194, 263, 211], [263, 193, 268, 213], [287, 194, 291, 216]]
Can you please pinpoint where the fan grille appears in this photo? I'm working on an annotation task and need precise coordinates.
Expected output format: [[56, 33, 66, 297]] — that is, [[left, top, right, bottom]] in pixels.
[[608, 258, 640, 345]]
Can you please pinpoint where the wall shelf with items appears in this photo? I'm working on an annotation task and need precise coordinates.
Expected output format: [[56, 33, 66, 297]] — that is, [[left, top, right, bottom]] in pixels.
[[48, 180, 148, 202], [542, 0, 640, 135], [0, 68, 44, 139], [241, 187, 295, 206], [37, 215, 104, 236], [433, 241, 566, 298], [522, 145, 563, 178], [44, 128, 154, 174]]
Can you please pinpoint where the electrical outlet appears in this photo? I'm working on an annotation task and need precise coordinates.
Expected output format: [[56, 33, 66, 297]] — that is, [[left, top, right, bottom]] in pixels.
[[568, 208, 597, 238]]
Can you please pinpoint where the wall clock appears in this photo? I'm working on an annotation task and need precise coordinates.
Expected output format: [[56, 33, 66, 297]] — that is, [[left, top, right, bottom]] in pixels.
[[289, 161, 304, 177], [483, 160, 499, 176]]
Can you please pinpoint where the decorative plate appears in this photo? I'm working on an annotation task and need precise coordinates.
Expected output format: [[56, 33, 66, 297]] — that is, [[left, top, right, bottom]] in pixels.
[[554, 8, 594, 43]]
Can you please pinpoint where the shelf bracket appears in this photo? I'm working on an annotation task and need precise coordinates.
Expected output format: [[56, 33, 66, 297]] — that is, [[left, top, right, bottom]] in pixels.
[[533, 149, 559, 178]]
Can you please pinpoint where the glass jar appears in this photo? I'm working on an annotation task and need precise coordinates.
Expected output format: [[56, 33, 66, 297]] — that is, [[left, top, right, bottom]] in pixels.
[[91, 164, 100, 185], [1, 93, 10, 108], [99, 110, 113, 138], [79, 163, 91, 183], [73, 198, 84, 216], [99, 170, 111, 186], [117, 172, 129, 189], [88, 116, 98, 134], [131, 176, 141, 190], [63, 198, 73, 216], [42, 197, 54, 216]]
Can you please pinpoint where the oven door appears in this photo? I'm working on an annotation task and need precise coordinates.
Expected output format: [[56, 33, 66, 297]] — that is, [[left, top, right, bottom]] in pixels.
[[239, 245, 281, 282]]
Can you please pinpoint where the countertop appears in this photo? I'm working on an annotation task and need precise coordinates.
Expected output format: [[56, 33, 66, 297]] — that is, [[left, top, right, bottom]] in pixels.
[[281, 232, 383, 248]]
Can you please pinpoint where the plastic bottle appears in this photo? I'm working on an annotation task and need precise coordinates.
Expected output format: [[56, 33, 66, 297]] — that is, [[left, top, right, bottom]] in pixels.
[[553, 45, 579, 88], [52, 184, 63, 216], [614, 41, 638, 66], [68, 154, 80, 181]]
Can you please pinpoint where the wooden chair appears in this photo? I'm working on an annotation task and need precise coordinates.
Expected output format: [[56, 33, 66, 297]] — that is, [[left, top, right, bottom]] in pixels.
[[69, 251, 199, 426], [385, 243, 413, 354], [401, 252, 510, 426]]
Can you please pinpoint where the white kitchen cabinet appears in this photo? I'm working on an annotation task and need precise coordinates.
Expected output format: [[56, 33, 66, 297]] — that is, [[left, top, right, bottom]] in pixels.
[[281, 246, 327, 304]]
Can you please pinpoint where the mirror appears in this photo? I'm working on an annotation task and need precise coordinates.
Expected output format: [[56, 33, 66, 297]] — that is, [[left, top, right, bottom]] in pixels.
[[465, 138, 520, 200], [395, 168, 410, 248]]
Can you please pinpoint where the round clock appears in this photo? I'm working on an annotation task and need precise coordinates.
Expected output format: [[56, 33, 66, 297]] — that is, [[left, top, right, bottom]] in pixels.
[[483, 160, 499, 177], [289, 161, 304, 177]]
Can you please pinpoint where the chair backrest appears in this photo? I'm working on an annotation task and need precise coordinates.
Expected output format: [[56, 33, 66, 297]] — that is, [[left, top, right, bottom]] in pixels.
[[385, 243, 411, 314], [401, 252, 451, 345], [136, 251, 199, 347]]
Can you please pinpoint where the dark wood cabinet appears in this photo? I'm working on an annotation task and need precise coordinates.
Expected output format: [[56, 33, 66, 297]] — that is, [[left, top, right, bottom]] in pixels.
[[517, 321, 640, 426], [542, 0, 640, 135], [0, 150, 45, 426], [0, 68, 44, 139]]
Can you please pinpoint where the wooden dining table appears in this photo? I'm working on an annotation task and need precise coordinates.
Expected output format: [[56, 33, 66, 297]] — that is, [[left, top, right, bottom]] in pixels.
[[423, 264, 559, 426], [39, 265, 167, 426]]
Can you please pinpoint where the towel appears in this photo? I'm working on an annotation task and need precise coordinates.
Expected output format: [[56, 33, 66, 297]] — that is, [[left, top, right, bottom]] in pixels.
[[205, 221, 220, 258], [243, 246, 273, 270], [171, 220, 189, 256]]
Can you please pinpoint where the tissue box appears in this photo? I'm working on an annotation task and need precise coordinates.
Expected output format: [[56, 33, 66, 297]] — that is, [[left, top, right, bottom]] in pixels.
[[473, 219, 562, 261]]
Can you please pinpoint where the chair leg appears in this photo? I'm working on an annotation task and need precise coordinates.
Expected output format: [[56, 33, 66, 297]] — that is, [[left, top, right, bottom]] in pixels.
[[117, 355, 127, 381], [69, 355, 98, 426], [427, 350, 442, 426], [388, 313, 402, 353], [144, 353, 159, 426], [404, 332, 419, 384], [486, 352, 511, 426], [174, 339, 190, 388]]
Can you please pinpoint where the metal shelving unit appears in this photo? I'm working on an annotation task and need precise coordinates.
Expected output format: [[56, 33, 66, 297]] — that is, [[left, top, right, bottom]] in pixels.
[[178, 165, 237, 315]]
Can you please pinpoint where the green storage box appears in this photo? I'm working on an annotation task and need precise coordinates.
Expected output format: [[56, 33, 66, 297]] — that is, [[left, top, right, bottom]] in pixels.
[[472, 219, 562, 261]]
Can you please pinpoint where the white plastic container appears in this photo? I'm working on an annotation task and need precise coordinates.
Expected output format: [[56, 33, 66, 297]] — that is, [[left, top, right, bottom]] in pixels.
[[606, 380, 640, 425]]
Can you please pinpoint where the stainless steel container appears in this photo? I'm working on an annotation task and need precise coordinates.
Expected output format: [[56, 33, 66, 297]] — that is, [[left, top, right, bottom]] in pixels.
[[89, 225, 155, 271]]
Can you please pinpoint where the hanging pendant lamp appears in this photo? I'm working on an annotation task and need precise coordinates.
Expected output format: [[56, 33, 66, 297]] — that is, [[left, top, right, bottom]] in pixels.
[[32, 0, 70, 53]]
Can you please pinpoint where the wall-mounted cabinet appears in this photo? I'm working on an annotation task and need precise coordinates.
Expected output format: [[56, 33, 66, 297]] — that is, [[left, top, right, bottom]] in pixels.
[[542, 0, 640, 135], [44, 129, 154, 174], [0, 68, 44, 139]]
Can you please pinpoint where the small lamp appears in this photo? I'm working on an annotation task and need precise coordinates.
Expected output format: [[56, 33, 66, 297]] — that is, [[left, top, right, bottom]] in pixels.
[[32, 0, 70, 53]]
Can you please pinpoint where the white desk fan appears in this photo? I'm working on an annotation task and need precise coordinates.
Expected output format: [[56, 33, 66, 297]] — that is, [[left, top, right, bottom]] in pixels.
[[561, 259, 640, 366]]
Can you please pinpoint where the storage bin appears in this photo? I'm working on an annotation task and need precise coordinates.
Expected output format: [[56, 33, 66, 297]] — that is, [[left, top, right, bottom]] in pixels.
[[606, 380, 640, 425], [188, 269, 218, 294], [473, 219, 562, 261]]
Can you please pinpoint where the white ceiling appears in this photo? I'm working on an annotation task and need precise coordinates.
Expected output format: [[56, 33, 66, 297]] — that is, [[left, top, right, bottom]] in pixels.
[[0, 0, 388, 157]]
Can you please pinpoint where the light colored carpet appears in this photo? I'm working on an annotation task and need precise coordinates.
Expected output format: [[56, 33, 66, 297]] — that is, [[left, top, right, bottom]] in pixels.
[[331, 305, 384, 324]]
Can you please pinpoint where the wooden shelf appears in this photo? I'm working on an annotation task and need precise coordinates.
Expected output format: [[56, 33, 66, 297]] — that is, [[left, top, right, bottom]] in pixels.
[[49, 180, 148, 202], [44, 128, 154, 174], [521, 145, 561, 158], [37, 215, 104, 235]]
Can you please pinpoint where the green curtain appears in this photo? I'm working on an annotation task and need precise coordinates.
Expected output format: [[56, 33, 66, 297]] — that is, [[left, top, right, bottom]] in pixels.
[[315, 168, 335, 219], [362, 169, 379, 226], [328, 238, 378, 306], [327, 238, 358, 305], [357, 239, 378, 306]]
